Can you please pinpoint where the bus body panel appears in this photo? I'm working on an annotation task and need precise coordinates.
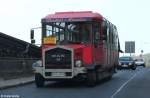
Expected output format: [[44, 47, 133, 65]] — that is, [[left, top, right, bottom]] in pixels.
[[32, 11, 120, 87]]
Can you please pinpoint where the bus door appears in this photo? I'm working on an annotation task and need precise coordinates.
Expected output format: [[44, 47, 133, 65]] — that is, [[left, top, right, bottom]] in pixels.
[[103, 21, 111, 67], [93, 22, 102, 65]]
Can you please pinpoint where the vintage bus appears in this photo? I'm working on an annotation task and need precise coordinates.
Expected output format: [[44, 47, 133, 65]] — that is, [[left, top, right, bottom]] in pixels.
[[31, 11, 121, 87]]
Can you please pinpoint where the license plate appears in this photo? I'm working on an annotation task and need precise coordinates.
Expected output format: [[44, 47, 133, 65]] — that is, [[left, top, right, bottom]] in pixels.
[[51, 72, 65, 77], [123, 64, 128, 67]]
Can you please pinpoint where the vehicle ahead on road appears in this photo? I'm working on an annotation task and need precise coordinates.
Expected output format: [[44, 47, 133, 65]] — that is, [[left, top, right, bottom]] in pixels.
[[30, 11, 121, 87], [118, 56, 136, 70], [135, 58, 145, 67]]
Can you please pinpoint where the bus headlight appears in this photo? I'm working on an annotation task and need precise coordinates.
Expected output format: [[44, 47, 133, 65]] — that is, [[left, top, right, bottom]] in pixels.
[[32, 60, 42, 68], [75, 60, 82, 67]]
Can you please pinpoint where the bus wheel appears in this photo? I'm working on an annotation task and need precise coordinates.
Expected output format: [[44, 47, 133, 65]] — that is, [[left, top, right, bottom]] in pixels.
[[35, 73, 45, 87], [108, 71, 113, 80], [86, 70, 97, 87], [106, 68, 113, 80]]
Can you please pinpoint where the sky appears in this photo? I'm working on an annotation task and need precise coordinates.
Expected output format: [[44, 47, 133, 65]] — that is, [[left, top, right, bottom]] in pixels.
[[0, 0, 150, 55]]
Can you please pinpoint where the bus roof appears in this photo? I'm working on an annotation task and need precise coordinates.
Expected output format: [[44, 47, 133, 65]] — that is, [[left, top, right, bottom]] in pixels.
[[42, 11, 103, 22]]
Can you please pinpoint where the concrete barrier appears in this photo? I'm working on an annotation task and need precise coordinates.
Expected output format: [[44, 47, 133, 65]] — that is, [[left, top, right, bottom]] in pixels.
[[144, 58, 150, 67], [0, 58, 39, 79], [143, 54, 150, 67]]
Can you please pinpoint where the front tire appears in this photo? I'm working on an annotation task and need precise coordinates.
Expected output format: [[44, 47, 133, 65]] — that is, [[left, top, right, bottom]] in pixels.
[[131, 65, 136, 70], [35, 73, 45, 87]]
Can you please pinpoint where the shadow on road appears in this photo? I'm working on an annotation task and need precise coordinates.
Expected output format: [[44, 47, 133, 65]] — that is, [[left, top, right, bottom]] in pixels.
[[42, 78, 112, 89]]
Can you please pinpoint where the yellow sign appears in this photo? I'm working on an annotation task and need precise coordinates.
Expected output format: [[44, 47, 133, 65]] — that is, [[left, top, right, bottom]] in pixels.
[[43, 36, 56, 44]]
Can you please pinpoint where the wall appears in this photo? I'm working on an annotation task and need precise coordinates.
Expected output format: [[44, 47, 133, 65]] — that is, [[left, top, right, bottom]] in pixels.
[[0, 58, 39, 79], [143, 54, 150, 67]]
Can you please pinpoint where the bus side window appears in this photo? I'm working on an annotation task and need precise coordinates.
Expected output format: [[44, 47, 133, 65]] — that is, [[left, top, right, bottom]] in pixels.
[[102, 21, 107, 41], [93, 22, 100, 44]]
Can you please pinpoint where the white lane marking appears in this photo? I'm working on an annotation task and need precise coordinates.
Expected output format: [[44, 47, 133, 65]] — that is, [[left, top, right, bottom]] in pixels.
[[111, 72, 137, 98]]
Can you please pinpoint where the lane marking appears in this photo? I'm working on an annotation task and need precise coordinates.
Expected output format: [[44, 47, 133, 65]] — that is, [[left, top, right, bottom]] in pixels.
[[111, 72, 137, 98]]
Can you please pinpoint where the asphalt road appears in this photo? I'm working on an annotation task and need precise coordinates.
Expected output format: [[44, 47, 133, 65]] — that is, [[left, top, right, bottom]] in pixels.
[[0, 67, 150, 98]]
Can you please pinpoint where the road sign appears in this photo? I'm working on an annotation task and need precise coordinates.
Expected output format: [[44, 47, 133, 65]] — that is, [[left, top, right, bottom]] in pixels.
[[125, 41, 135, 53]]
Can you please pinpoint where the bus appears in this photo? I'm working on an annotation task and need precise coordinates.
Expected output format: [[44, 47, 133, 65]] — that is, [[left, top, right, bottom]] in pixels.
[[31, 11, 121, 87]]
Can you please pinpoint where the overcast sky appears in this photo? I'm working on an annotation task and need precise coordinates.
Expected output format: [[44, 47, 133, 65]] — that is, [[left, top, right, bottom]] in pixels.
[[0, 0, 150, 55]]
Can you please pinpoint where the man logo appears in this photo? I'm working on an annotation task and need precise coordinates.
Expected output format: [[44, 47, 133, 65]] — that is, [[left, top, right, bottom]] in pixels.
[[51, 54, 65, 58], [51, 54, 65, 62]]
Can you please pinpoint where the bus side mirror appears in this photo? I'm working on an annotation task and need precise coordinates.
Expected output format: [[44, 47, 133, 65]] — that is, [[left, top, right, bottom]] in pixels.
[[31, 39, 35, 44], [30, 29, 34, 39], [30, 29, 35, 44]]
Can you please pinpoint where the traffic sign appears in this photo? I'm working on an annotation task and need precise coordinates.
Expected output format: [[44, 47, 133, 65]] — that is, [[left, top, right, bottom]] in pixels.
[[125, 41, 135, 53]]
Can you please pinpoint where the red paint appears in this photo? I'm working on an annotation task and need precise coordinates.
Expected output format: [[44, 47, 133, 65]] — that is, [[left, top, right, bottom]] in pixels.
[[42, 44, 93, 65], [83, 47, 93, 64], [43, 11, 102, 20]]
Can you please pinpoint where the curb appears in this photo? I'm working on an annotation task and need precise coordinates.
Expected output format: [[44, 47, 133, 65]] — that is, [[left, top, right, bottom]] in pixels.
[[0, 80, 35, 90]]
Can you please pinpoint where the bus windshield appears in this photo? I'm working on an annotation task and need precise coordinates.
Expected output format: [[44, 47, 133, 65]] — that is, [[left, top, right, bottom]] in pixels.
[[42, 22, 91, 45]]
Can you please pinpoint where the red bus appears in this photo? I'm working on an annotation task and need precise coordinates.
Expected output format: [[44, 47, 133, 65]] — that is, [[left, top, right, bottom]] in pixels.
[[31, 11, 121, 87]]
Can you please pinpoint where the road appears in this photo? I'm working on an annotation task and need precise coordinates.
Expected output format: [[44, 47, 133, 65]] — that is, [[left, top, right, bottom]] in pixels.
[[0, 67, 150, 98]]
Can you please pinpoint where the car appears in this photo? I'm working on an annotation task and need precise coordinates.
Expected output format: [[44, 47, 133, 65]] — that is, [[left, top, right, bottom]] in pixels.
[[118, 56, 136, 70], [32, 60, 42, 71], [135, 58, 145, 67]]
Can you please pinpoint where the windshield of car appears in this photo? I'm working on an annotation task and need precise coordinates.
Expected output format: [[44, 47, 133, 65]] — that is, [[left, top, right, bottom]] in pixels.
[[119, 57, 133, 61]]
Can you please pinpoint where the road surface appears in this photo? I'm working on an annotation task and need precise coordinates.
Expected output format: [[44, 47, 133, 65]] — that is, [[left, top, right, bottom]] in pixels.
[[0, 67, 150, 98]]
